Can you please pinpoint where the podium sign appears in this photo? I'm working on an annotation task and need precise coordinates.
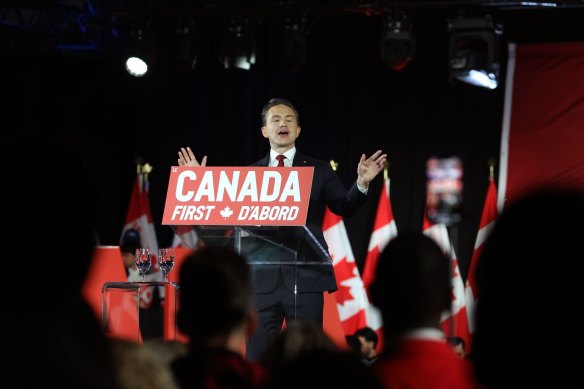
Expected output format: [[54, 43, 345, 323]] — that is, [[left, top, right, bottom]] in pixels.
[[162, 166, 314, 226]]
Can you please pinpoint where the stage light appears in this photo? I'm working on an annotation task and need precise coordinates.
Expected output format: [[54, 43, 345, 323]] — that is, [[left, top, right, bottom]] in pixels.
[[379, 14, 415, 71], [448, 15, 502, 89], [220, 18, 256, 70], [125, 57, 148, 77], [123, 24, 156, 77]]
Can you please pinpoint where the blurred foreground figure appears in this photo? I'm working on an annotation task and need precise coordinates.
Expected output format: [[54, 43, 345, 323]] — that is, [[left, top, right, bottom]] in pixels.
[[471, 190, 584, 388], [266, 349, 383, 389], [2, 140, 119, 388], [259, 319, 337, 375], [171, 246, 266, 389], [370, 232, 476, 389]]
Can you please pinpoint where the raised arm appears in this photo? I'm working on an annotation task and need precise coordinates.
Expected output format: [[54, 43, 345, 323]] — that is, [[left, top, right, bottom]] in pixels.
[[356, 150, 387, 189], [178, 146, 208, 167]]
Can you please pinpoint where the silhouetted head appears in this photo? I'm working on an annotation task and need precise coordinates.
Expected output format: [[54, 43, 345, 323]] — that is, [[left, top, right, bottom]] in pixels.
[[260, 319, 337, 374], [177, 246, 253, 346], [446, 336, 466, 358], [472, 189, 584, 387], [120, 228, 141, 254], [370, 232, 451, 339], [353, 326, 379, 349], [266, 349, 383, 389], [346, 326, 379, 360]]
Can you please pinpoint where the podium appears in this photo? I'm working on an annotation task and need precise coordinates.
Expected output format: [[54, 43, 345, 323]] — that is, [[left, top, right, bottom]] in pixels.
[[174, 225, 330, 264], [165, 166, 328, 318], [172, 225, 333, 315], [101, 281, 180, 343]]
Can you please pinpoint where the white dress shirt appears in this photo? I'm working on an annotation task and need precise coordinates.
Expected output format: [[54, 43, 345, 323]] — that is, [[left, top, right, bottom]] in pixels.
[[270, 147, 296, 167], [269, 146, 367, 194]]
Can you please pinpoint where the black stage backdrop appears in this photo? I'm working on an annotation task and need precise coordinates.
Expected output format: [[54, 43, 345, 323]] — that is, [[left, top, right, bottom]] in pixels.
[[4, 7, 583, 279]]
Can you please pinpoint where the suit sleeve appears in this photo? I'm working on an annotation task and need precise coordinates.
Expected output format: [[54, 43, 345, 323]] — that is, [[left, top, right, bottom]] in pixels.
[[320, 162, 367, 216]]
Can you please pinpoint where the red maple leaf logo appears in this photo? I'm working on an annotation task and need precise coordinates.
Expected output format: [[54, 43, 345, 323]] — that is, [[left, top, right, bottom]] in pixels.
[[334, 258, 358, 306]]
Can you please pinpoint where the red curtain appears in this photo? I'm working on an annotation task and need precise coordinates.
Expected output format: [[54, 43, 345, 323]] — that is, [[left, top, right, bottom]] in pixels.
[[499, 42, 584, 207]]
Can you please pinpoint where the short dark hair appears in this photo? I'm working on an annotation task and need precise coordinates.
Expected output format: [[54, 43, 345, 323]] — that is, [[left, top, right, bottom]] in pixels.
[[120, 228, 140, 254], [261, 97, 300, 126], [447, 336, 465, 348], [370, 232, 451, 334], [354, 327, 379, 348], [177, 246, 252, 343]]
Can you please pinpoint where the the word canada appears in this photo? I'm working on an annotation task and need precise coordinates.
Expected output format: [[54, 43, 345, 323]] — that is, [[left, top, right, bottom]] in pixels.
[[162, 167, 313, 226]]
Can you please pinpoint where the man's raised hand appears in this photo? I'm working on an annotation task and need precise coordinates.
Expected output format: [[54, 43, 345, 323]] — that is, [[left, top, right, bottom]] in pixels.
[[178, 146, 207, 167], [356, 150, 387, 188]]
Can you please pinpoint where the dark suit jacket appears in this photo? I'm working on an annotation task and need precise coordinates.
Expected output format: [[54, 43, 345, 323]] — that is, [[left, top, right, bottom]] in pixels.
[[248, 150, 367, 294]]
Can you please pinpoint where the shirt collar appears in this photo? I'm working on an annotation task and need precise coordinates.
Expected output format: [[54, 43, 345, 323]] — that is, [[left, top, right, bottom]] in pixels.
[[270, 147, 296, 167]]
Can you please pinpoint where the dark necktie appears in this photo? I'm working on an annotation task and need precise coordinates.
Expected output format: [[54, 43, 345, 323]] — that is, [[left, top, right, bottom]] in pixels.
[[276, 154, 286, 167]]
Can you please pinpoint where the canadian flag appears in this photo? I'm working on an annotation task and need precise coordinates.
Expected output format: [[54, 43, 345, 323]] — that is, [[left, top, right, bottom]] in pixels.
[[121, 171, 163, 308], [465, 177, 498, 335], [121, 173, 159, 256], [362, 176, 398, 293], [171, 225, 199, 249], [422, 214, 470, 346], [323, 207, 382, 338]]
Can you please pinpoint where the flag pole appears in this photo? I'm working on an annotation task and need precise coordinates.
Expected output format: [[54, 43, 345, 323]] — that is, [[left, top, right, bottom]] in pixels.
[[447, 158, 461, 339], [488, 158, 496, 181]]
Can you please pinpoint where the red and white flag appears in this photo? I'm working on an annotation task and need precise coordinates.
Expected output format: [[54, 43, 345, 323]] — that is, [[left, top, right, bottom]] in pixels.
[[362, 175, 398, 294], [323, 207, 382, 338], [171, 225, 199, 249], [121, 173, 159, 255], [422, 214, 470, 346], [465, 177, 498, 334], [121, 170, 162, 307]]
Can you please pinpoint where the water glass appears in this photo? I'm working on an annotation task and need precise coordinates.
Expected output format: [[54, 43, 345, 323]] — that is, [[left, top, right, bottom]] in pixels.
[[135, 248, 152, 281], [158, 248, 175, 282]]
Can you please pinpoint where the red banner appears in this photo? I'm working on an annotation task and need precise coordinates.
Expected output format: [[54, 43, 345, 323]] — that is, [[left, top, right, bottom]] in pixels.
[[162, 166, 314, 226], [499, 43, 584, 209]]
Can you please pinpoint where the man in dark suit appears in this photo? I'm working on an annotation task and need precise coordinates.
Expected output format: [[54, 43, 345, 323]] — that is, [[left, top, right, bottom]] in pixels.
[[178, 97, 386, 360]]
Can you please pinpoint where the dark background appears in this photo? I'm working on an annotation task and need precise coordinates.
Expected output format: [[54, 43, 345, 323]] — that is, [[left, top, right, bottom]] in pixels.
[[3, 1, 583, 278]]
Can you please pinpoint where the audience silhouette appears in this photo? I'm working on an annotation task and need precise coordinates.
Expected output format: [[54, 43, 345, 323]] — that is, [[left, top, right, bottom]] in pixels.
[[109, 338, 180, 389], [2, 140, 119, 388], [266, 348, 383, 389], [346, 326, 380, 365], [171, 246, 266, 389], [369, 232, 476, 388], [471, 189, 584, 388], [259, 319, 337, 375]]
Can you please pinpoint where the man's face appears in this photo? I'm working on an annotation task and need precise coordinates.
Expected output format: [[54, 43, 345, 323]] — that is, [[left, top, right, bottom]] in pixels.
[[358, 335, 374, 356], [261, 104, 301, 152]]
